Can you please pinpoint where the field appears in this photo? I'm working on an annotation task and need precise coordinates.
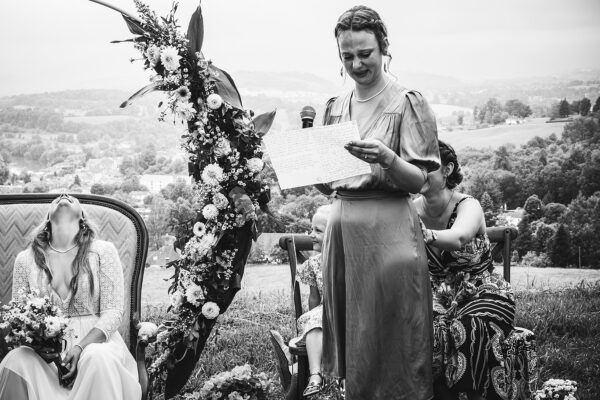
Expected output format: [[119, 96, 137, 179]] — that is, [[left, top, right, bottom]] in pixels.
[[439, 118, 567, 150], [142, 265, 600, 399]]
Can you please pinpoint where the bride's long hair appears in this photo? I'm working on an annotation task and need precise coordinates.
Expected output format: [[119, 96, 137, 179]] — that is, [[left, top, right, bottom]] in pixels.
[[30, 195, 97, 303]]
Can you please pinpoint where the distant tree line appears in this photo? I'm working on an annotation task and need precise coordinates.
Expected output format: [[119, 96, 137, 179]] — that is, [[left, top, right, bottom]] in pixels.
[[473, 98, 532, 126], [551, 95, 600, 119]]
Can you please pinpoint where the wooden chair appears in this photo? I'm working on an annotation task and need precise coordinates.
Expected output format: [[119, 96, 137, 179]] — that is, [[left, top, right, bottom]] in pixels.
[[0, 193, 156, 400], [275, 226, 537, 400]]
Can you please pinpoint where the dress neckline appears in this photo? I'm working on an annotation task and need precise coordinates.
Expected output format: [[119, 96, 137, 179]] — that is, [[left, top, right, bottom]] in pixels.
[[44, 252, 73, 303]]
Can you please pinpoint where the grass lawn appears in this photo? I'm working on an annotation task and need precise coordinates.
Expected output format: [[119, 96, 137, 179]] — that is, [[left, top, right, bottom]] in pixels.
[[142, 265, 600, 399]]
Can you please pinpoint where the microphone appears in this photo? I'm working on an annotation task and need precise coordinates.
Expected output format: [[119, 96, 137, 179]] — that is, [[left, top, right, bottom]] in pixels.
[[300, 106, 316, 128]]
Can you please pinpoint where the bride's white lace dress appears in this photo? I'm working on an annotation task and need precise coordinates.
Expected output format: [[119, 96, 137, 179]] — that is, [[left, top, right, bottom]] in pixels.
[[0, 240, 141, 400]]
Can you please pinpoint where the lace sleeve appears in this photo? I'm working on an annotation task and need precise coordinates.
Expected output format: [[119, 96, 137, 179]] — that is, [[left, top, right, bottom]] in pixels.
[[93, 241, 124, 340], [12, 252, 30, 299]]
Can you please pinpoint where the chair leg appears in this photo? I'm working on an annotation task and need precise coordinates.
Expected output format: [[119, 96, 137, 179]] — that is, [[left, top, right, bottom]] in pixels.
[[297, 355, 310, 399]]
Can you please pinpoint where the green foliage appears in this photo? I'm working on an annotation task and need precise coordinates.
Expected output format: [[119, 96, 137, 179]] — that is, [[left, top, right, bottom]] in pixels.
[[504, 99, 533, 118], [519, 251, 551, 268], [559, 99, 570, 118], [560, 192, 600, 268], [543, 203, 567, 223], [524, 194, 544, 221], [480, 191, 497, 226], [579, 97, 591, 116], [0, 154, 9, 184], [146, 194, 174, 251], [593, 96, 600, 113], [547, 224, 573, 267]]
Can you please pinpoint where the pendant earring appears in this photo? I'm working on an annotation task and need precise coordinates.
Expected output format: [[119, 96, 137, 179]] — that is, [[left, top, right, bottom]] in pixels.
[[340, 66, 345, 78]]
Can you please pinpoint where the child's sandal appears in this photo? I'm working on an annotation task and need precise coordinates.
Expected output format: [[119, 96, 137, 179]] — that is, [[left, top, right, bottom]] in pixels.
[[303, 372, 324, 397]]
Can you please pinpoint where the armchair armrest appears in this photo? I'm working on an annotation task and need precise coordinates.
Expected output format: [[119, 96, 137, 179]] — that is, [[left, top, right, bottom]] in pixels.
[[135, 321, 158, 400]]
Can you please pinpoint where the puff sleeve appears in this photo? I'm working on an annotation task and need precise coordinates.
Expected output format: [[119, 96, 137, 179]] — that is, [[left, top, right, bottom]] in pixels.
[[397, 91, 441, 173]]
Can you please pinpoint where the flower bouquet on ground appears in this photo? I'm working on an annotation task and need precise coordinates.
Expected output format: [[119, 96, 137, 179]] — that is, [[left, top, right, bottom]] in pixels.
[[0, 289, 72, 387], [177, 364, 271, 400], [533, 379, 578, 400], [90, 0, 276, 397]]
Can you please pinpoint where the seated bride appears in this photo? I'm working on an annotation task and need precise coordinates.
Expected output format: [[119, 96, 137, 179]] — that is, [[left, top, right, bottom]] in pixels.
[[0, 194, 140, 400]]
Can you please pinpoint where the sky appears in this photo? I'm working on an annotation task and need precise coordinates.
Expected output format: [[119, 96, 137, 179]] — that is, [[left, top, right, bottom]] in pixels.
[[1, 0, 599, 96]]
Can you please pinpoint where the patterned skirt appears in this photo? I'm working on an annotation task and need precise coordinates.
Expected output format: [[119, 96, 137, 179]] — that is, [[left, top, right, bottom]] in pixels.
[[433, 291, 515, 399]]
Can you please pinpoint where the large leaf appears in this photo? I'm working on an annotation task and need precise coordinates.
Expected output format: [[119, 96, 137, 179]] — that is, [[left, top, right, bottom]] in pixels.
[[209, 65, 243, 109], [89, 0, 145, 35], [252, 109, 277, 137], [186, 4, 204, 57], [120, 82, 167, 108]]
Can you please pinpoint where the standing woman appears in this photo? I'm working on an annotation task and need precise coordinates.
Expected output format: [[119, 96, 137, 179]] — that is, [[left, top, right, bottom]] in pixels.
[[316, 6, 440, 399]]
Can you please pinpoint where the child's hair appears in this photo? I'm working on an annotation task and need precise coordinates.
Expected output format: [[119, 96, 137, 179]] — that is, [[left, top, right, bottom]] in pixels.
[[314, 204, 332, 218]]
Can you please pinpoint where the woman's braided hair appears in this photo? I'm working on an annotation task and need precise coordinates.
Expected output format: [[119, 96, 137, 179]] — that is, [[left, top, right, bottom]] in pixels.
[[334, 6, 389, 56]]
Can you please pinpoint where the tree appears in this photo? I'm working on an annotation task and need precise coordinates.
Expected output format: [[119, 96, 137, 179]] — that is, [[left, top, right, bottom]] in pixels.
[[558, 99, 570, 118], [119, 157, 135, 176], [544, 203, 567, 223], [560, 192, 600, 268], [90, 183, 106, 195], [161, 178, 193, 202], [531, 220, 556, 255], [457, 113, 464, 126], [0, 154, 9, 184], [592, 96, 600, 113], [120, 175, 146, 193], [72, 175, 81, 187], [504, 99, 532, 119], [480, 191, 497, 226], [547, 224, 573, 267], [579, 97, 591, 116], [146, 194, 173, 250], [515, 215, 534, 258], [524, 195, 544, 221], [493, 146, 512, 170]]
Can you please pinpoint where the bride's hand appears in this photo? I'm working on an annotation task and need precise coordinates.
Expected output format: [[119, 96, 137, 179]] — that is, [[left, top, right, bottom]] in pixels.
[[62, 345, 82, 381], [344, 139, 395, 167]]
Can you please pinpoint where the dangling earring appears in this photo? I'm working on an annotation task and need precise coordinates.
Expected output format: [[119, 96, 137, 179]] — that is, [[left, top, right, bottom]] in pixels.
[[340, 66, 345, 78]]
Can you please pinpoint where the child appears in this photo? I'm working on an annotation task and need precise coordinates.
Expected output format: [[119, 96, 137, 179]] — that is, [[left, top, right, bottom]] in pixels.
[[271, 204, 331, 397]]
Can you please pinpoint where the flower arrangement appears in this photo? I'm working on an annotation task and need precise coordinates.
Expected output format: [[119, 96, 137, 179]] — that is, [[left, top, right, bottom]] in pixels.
[[533, 379, 578, 400], [0, 289, 72, 386], [90, 0, 275, 395], [178, 364, 271, 400]]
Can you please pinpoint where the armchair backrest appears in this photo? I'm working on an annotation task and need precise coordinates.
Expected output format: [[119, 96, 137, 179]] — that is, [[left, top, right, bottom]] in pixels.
[[0, 194, 148, 354]]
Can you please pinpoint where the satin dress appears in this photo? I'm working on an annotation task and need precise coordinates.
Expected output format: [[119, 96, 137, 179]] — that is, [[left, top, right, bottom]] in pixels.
[[320, 82, 440, 400], [0, 240, 141, 400]]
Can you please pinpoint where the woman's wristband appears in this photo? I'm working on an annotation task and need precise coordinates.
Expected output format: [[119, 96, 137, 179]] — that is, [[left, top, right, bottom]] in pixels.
[[74, 344, 84, 353]]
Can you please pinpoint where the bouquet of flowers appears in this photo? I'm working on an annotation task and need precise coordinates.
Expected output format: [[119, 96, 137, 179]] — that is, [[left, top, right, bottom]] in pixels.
[[0, 289, 72, 386], [178, 364, 271, 400], [90, 0, 276, 395], [533, 379, 578, 400]]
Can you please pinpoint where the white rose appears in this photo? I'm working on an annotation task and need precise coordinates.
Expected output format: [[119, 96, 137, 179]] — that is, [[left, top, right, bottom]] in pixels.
[[246, 157, 264, 173], [170, 291, 185, 309], [146, 45, 161, 66], [201, 302, 220, 320], [214, 139, 232, 158], [206, 93, 223, 110]]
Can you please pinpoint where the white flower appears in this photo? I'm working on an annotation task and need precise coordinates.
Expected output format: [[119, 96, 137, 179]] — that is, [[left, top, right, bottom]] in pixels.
[[160, 46, 181, 72], [146, 45, 161, 66], [214, 138, 232, 158], [246, 157, 264, 173], [206, 93, 223, 110], [175, 86, 191, 101], [202, 204, 219, 220], [201, 164, 224, 186], [176, 102, 197, 121], [193, 222, 206, 237], [231, 364, 252, 380], [44, 316, 62, 338], [228, 392, 243, 400], [30, 297, 46, 308], [213, 193, 229, 210], [201, 302, 220, 319], [170, 291, 185, 309], [185, 283, 205, 306]]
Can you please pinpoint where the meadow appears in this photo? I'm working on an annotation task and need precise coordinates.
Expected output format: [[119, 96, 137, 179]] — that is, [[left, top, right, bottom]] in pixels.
[[438, 118, 567, 150], [142, 265, 600, 400]]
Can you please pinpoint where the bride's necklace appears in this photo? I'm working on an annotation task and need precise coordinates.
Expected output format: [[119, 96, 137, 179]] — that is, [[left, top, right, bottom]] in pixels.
[[48, 242, 78, 254], [354, 78, 391, 103], [424, 191, 455, 219]]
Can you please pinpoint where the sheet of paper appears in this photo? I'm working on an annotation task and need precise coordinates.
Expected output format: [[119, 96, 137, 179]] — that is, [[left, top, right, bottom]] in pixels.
[[263, 121, 372, 190]]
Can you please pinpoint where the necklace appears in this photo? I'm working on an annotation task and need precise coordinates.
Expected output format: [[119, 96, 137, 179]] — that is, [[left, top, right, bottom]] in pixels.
[[48, 242, 78, 254], [424, 191, 455, 219], [354, 78, 391, 103]]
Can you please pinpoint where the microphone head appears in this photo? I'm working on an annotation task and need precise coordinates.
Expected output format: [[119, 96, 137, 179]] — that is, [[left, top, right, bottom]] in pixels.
[[300, 106, 316, 121]]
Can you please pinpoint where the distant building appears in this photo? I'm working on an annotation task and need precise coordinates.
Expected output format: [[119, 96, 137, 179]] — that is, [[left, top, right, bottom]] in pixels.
[[139, 174, 190, 194], [85, 157, 121, 177]]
